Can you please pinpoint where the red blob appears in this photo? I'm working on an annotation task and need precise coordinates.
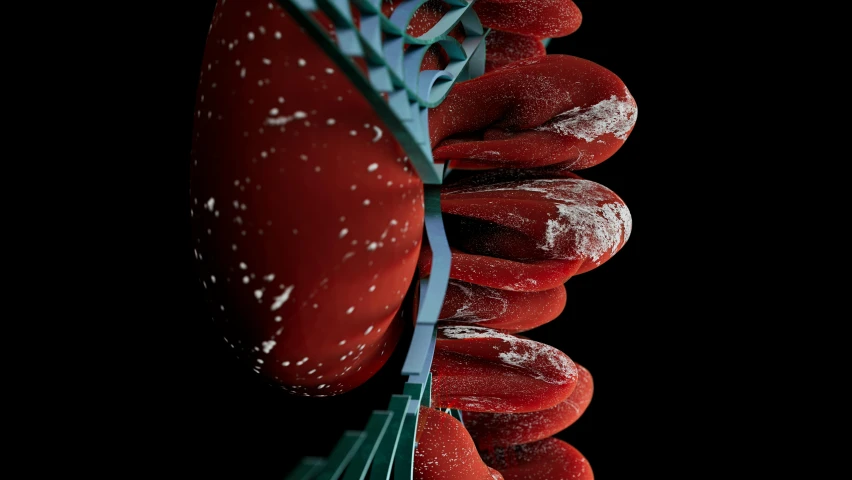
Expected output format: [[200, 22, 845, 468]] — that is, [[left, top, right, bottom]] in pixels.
[[414, 407, 504, 480], [473, 0, 582, 40], [430, 55, 637, 170], [431, 326, 578, 413], [439, 279, 567, 333], [418, 171, 632, 291], [481, 437, 594, 480], [463, 364, 593, 448]]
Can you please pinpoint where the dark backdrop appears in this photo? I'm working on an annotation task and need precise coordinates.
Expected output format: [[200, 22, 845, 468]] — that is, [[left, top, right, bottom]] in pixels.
[[172, 1, 685, 478]]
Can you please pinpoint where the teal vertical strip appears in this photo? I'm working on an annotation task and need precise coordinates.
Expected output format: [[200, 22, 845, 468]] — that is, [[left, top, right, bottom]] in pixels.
[[342, 411, 394, 480], [369, 395, 409, 480], [392, 409, 419, 480]]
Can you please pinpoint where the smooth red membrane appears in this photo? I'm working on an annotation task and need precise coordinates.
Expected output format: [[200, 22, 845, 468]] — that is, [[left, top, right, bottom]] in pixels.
[[414, 406, 504, 480], [439, 279, 567, 333], [481, 437, 594, 480], [429, 55, 637, 171], [430, 325, 578, 413], [463, 363, 593, 449], [419, 173, 632, 291], [191, 0, 423, 396], [473, 0, 582, 40]]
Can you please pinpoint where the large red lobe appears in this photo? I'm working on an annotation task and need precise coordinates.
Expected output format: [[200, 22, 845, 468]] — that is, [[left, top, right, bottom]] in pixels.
[[463, 363, 594, 449], [414, 406, 504, 480], [430, 326, 578, 413], [429, 55, 637, 171], [190, 0, 423, 396], [442, 177, 632, 268], [418, 171, 632, 291], [473, 0, 582, 40], [481, 437, 594, 480], [439, 279, 567, 333], [484, 30, 547, 72]]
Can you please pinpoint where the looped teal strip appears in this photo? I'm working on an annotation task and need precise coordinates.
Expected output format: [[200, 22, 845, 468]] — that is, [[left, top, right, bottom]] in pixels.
[[277, 1, 485, 478]]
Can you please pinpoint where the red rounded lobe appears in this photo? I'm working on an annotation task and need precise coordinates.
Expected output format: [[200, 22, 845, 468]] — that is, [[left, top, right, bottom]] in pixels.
[[190, 0, 423, 396]]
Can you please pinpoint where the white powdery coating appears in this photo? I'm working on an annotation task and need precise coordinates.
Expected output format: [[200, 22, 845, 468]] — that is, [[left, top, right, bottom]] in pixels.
[[544, 200, 631, 262], [537, 94, 637, 141], [270, 285, 294, 311], [440, 326, 576, 385]]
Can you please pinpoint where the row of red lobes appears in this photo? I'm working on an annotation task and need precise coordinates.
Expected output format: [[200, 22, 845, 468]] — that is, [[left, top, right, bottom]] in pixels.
[[189, 0, 633, 478]]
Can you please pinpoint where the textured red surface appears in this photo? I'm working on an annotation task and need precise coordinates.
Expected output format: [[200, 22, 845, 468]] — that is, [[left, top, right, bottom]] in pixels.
[[414, 407, 504, 480], [463, 363, 594, 448], [431, 325, 578, 413], [485, 30, 547, 72], [481, 437, 594, 480], [473, 0, 582, 39], [438, 279, 567, 333], [430, 55, 637, 170]]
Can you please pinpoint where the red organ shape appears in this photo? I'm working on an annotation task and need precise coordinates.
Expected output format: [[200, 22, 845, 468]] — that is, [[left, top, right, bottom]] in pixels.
[[442, 176, 632, 268], [430, 325, 578, 413], [414, 406, 505, 480], [429, 55, 638, 171], [481, 437, 594, 480], [418, 173, 632, 291], [438, 279, 567, 333], [462, 363, 594, 449]]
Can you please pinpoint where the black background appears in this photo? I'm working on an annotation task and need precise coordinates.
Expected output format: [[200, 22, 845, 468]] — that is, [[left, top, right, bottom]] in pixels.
[[167, 0, 708, 478]]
